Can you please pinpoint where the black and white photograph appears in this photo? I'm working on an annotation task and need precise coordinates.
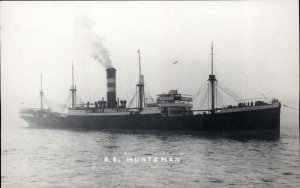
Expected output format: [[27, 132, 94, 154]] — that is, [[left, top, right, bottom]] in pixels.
[[1, 1, 299, 187]]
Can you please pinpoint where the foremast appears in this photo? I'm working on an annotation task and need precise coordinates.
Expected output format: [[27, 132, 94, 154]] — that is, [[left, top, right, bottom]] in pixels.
[[137, 50, 144, 111], [70, 63, 77, 108], [208, 42, 217, 113]]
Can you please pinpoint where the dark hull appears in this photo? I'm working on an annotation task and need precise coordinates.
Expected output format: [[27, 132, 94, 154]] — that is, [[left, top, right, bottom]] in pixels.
[[20, 105, 280, 133]]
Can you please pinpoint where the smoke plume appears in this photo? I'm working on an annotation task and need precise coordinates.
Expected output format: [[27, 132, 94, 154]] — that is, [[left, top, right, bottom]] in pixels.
[[90, 36, 113, 68], [76, 17, 113, 68]]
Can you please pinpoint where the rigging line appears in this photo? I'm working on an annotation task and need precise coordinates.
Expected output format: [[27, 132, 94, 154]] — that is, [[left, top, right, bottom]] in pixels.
[[217, 86, 224, 108], [199, 84, 209, 110], [218, 86, 240, 100], [202, 87, 209, 110], [117, 79, 133, 100], [191, 56, 212, 98], [144, 86, 150, 99], [88, 79, 105, 102], [125, 75, 139, 98], [136, 87, 139, 109], [43, 97, 52, 108], [193, 82, 207, 98], [216, 86, 220, 108], [196, 84, 206, 109], [74, 92, 80, 104], [217, 82, 242, 100], [63, 94, 71, 106], [62, 95, 71, 113], [193, 88, 206, 104], [217, 53, 274, 97], [193, 88, 201, 100], [146, 85, 155, 97], [216, 92, 221, 108], [197, 95, 204, 109], [261, 94, 272, 103], [216, 87, 220, 108], [139, 57, 151, 80], [283, 105, 299, 111], [192, 87, 202, 98], [196, 92, 204, 109], [217, 81, 241, 99], [145, 84, 156, 101], [44, 98, 55, 109], [218, 95, 222, 108], [217, 87, 226, 108], [219, 74, 250, 99], [194, 92, 204, 109], [218, 90, 226, 108], [215, 87, 220, 108], [29, 93, 39, 107], [200, 94, 206, 109], [205, 85, 209, 110], [197, 84, 207, 109], [128, 89, 138, 108], [32, 95, 40, 108], [218, 85, 240, 102], [47, 93, 72, 110], [215, 81, 218, 108], [145, 87, 155, 103], [76, 93, 85, 105], [196, 90, 204, 109], [207, 83, 210, 110], [121, 77, 141, 102], [195, 85, 204, 110], [218, 84, 227, 106], [44, 96, 66, 108], [217, 85, 240, 101], [193, 75, 210, 97], [44, 97, 57, 107], [125, 90, 136, 104], [198, 57, 211, 84], [193, 93, 200, 109]]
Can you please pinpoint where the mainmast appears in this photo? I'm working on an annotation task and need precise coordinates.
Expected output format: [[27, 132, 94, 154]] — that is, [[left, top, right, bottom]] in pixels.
[[137, 49, 144, 111], [70, 62, 77, 108], [40, 72, 43, 110], [208, 42, 217, 113]]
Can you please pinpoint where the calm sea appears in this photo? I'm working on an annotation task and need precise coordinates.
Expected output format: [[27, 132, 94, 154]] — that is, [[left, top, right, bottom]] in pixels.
[[1, 122, 300, 187]]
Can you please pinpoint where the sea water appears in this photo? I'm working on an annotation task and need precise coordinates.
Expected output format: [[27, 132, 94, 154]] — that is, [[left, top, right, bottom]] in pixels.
[[1, 122, 299, 187]]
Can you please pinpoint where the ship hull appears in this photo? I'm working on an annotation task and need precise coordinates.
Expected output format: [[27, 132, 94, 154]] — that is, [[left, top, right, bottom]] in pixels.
[[20, 105, 280, 132]]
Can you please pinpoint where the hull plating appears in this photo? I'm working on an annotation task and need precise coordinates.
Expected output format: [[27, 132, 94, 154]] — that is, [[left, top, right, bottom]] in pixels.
[[20, 106, 280, 132]]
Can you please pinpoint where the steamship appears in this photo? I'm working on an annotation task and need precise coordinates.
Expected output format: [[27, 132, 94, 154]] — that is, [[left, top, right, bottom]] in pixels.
[[19, 44, 281, 132]]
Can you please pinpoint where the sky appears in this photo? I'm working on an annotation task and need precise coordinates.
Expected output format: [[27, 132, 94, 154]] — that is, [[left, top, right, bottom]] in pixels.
[[1, 1, 299, 126]]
